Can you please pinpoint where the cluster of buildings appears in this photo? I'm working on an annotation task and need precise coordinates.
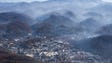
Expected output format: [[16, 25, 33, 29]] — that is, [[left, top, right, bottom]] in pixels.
[[0, 36, 105, 63]]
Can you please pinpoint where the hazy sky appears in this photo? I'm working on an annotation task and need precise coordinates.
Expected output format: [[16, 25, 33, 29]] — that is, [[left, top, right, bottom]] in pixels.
[[0, 0, 112, 2], [102, 0, 112, 2], [0, 0, 48, 2]]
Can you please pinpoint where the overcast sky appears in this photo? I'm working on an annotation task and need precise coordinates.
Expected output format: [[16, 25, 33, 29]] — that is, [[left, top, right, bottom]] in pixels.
[[0, 0, 112, 2]]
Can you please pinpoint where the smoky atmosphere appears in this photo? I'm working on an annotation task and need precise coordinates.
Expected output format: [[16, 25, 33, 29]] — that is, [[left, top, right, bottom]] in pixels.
[[0, 0, 112, 63]]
